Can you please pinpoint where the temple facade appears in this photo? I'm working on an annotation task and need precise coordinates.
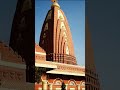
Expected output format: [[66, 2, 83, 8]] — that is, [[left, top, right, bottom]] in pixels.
[[35, 44, 85, 90], [35, 0, 85, 90]]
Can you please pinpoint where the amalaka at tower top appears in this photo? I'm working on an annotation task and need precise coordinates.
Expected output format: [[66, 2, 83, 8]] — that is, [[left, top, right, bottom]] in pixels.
[[39, 0, 77, 65], [51, 0, 60, 8]]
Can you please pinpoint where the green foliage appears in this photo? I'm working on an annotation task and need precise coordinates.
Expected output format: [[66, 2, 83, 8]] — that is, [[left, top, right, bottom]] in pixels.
[[35, 67, 42, 84], [61, 82, 66, 90]]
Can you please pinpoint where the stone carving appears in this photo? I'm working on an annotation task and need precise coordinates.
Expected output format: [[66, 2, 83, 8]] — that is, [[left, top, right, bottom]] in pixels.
[[0, 70, 24, 81]]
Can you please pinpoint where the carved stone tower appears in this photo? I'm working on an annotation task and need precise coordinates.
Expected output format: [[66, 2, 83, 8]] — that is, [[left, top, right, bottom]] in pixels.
[[9, 0, 35, 83], [85, 18, 101, 90], [39, 0, 77, 65]]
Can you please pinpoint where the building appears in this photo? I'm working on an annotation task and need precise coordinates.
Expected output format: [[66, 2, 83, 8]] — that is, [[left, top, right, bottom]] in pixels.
[[0, 0, 34, 89], [0, 42, 34, 89], [85, 19, 101, 90], [0, 0, 100, 89], [9, 0, 35, 83], [35, 0, 85, 90]]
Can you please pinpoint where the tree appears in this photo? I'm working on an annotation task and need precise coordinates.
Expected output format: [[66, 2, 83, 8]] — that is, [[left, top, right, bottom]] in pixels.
[[61, 82, 66, 90], [35, 67, 42, 84]]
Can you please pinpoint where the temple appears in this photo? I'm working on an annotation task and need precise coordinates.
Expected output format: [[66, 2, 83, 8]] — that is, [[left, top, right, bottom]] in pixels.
[[35, 0, 85, 90], [0, 0, 101, 89], [9, 0, 35, 83], [0, 42, 34, 89]]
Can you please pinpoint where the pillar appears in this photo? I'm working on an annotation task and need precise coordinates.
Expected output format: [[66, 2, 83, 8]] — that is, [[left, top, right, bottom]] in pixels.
[[49, 84, 52, 90], [42, 80, 47, 90], [65, 84, 68, 90], [78, 85, 80, 90]]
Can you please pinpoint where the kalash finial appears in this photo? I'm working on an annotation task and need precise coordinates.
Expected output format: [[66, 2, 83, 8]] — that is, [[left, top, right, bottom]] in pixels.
[[51, 0, 57, 3], [51, 0, 60, 8]]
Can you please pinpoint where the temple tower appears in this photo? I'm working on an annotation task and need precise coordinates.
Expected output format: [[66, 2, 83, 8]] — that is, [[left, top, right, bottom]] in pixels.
[[9, 0, 35, 83], [39, 0, 77, 65], [85, 18, 101, 90]]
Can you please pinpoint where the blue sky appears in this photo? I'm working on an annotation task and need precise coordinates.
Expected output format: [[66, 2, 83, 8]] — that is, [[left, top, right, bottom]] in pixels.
[[35, 0, 85, 66]]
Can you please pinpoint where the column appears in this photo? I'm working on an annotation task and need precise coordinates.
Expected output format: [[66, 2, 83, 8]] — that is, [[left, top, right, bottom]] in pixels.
[[49, 84, 52, 90], [78, 85, 81, 90], [65, 84, 68, 90], [42, 80, 47, 90]]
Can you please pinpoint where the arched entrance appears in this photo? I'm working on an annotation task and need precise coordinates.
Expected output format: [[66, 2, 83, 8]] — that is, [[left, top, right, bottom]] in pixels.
[[67, 79, 77, 90], [80, 81, 85, 90], [52, 78, 63, 90]]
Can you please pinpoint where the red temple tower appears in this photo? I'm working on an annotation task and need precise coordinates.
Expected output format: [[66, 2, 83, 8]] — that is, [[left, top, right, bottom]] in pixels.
[[39, 0, 77, 65]]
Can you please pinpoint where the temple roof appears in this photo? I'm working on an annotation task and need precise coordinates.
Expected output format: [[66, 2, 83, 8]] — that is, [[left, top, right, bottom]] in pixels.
[[35, 43, 46, 53], [0, 41, 25, 64], [35, 60, 85, 76], [39, 0, 77, 65], [35, 43, 46, 61], [47, 62, 85, 76], [0, 41, 26, 69], [47, 69, 85, 76]]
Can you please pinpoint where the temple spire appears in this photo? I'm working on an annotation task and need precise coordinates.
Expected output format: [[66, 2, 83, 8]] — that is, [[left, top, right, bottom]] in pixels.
[[39, 0, 77, 65]]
